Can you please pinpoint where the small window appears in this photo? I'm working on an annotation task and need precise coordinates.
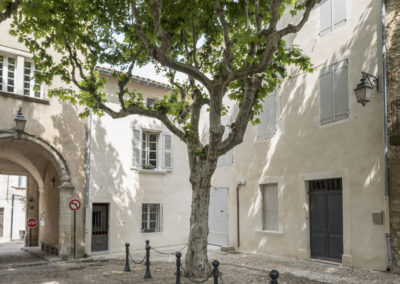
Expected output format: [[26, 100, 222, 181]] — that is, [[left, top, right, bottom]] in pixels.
[[319, 0, 346, 36], [7, 57, 15, 93], [217, 116, 233, 168], [320, 59, 348, 125], [141, 203, 162, 233], [262, 184, 278, 231], [10, 175, 27, 188], [142, 131, 158, 169], [146, 98, 155, 109], [257, 90, 277, 140], [132, 129, 173, 171]]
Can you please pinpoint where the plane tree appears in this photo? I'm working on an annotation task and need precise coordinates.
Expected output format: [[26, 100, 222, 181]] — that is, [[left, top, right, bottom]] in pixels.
[[10, 0, 319, 277]]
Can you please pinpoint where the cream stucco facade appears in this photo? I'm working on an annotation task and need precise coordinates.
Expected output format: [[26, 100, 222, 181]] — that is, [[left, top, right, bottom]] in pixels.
[[0, 0, 395, 272], [210, 0, 389, 271]]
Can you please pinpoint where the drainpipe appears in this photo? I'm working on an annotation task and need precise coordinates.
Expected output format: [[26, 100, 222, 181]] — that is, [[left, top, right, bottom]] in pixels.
[[83, 109, 93, 256], [381, 0, 392, 272], [236, 179, 246, 248], [10, 194, 14, 240]]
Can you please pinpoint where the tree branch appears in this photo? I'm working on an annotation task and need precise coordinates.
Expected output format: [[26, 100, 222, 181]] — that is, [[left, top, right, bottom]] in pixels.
[[214, 0, 233, 75], [278, 0, 317, 37], [219, 77, 261, 155]]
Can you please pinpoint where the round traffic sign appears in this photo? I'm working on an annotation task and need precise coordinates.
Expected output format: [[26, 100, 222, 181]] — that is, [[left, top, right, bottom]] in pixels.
[[27, 217, 38, 228], [69, 199, 81, 211]]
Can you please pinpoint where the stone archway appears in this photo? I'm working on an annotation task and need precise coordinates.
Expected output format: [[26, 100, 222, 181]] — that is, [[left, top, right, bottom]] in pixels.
[[0, 130, 75, 257]]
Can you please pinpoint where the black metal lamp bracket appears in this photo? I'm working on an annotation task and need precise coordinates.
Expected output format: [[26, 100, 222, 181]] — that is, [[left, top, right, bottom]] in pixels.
[[362, 72, 379, 92]]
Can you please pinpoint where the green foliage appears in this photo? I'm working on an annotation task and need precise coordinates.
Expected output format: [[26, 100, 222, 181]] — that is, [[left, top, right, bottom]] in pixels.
[[9, 0, 314, 129]]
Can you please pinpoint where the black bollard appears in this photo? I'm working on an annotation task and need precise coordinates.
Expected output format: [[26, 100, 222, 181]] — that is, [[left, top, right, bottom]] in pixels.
[[144, 240, 152, 279], [269, 269, 279, 284], [212, 260, 220, 284], [124, 243, 131, 272], [176, 252, 181, 284]]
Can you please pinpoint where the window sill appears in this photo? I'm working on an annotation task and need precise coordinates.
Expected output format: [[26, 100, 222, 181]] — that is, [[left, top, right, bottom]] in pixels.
[[254, 230, 284, 236], [132, 168, 171, 175], [0, 91, 49, 105]]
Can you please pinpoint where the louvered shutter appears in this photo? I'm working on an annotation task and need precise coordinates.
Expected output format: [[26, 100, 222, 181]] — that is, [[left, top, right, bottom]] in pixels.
[[319, 0, 332, 36], [132, 128, 141, 168], [320, 67, 334, 124], [333, 0, 346, 28], [263, 184, 278, 231], [265, 91, 277, 137], [163, 133, 173, 169], [217, 116, 233, 167], [333, 60, 348, 121]]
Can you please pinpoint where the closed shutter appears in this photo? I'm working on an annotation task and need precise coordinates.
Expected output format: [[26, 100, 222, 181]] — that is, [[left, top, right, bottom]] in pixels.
[[132, 128, 141, 167], [163, 133, 173, 169], [333, 0, 346, 28], [262, 184, 278, 231], [333, 60, 348, 121], [320, 67, 334, 124], [257, 91, 277, 140], [265, 91, 277, 137], [319, 0, 332, 36], [217, 116, 233, 167]]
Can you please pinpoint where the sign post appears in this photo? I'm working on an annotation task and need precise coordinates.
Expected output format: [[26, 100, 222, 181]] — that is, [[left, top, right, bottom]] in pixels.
[[26, 217, 38, 247], [69, 199, 81, 259]]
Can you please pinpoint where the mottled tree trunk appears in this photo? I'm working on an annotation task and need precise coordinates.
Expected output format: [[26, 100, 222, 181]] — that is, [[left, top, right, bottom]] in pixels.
[[184, 158, 214, 277]]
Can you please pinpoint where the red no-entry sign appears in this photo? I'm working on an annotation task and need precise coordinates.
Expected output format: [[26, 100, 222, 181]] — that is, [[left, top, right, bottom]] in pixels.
[[26, 217, 38, 229], [69, 199, 81, 211]]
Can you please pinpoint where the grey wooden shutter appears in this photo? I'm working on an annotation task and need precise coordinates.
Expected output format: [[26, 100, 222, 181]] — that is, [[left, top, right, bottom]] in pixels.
[[132, 128, 141, 168], [262, 184, 278, 231], [163, 133, 172, 169], [217, 116, 233, 167], [319, 0, 332, 36], [333, 0, 346, 28], [320, 67, 334, 124], [265, 91, 277, 137], [333, 60, 348, 121]]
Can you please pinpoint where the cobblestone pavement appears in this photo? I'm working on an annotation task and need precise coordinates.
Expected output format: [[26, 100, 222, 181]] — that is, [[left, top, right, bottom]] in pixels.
[[0, 244, 399, 283]]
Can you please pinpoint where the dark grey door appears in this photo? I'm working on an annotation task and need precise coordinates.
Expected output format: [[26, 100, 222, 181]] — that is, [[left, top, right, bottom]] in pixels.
[[309, 178, 343, 262], [0, 208, 3, 237], [91, 204, 108, 252]]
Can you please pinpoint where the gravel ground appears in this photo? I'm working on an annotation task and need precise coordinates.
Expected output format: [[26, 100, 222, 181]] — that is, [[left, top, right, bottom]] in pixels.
[[0, 245, 399, 283]]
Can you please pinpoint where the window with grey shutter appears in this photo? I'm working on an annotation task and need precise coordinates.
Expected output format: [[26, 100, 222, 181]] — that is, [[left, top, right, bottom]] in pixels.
[[257, 91, 277, 140], [319, 59, 348, 125], [217, 116, 233, 168], [319, 0, 332, 36], [132, 129, 141, 167], [320, 0, 346, 36], [262, 184, 278, 231], [163, 133, 172, 169], [333, 0, 346, 28]]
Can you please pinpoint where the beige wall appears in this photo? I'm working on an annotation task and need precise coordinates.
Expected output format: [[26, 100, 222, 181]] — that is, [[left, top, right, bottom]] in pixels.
[[211, 0, 387, 270], [87, 79, 192, 254], [0, 19, 88, 256]]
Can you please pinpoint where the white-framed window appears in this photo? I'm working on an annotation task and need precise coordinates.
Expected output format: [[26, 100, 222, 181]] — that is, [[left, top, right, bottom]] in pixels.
[[217, 116, 233, 168], [320, 59, 348, 125], [0, 53, 42, 98], [142, 131, 158, 169], [257, 90, 277, 140], [132, 128, 173, 170], [141, 203, 162, 233], [262, 184, 278, 231], [319, 0, 346, 36]]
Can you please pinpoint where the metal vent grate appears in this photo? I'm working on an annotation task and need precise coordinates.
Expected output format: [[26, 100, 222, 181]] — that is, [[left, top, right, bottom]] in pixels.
[[309, 178, 342, 192]]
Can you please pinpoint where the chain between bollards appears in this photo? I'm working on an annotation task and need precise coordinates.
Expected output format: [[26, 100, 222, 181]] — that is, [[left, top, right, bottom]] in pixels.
[[124, 243, 131, 272], [269, 269, 279, 284], [176, 252, 182, 284], [144, 240, 152, 279]]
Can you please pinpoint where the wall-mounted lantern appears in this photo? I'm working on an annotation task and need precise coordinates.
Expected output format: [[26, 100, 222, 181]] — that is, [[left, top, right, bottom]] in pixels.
[[14, 108, 27, 132], [354, 72, 380, 106]]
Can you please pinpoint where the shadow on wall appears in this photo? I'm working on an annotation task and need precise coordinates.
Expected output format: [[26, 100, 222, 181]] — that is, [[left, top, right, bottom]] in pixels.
[[211, 1, 382, 254]]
